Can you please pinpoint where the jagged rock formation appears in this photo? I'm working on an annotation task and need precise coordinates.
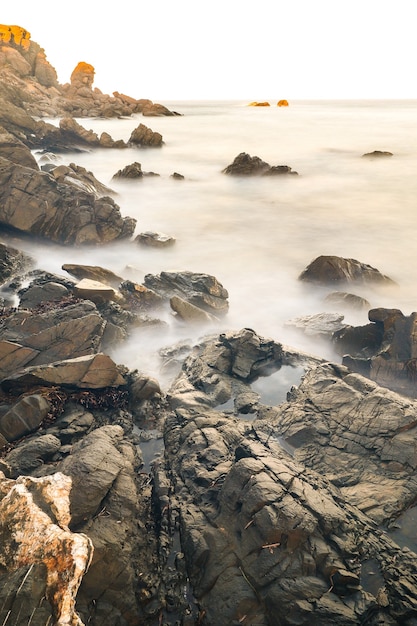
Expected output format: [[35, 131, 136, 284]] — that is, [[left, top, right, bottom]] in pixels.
[[0, 156, 136, 244], [163, 328, 417, 625]]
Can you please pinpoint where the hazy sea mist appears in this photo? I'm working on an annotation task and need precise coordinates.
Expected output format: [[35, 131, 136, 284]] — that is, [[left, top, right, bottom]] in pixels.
[[9, 99, 417, 387]]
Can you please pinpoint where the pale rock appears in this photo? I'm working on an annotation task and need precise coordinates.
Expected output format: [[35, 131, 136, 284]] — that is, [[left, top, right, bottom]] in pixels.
[[0, 471, 93, 625]]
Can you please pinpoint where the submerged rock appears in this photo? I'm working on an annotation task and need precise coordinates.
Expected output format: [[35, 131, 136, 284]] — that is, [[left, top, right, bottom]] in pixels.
[[362, 150, 393, 158]]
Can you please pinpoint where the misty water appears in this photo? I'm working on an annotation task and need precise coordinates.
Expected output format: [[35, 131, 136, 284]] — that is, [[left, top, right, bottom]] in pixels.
[[9, 99, 417, 389]]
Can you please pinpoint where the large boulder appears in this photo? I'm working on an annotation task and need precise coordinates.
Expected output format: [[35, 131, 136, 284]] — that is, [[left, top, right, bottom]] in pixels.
[[299, 255, 395, 286], [0, 157, 136, 244]]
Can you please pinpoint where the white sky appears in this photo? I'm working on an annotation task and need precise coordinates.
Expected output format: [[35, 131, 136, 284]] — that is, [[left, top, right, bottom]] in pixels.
[[2, 1, 416, 102]]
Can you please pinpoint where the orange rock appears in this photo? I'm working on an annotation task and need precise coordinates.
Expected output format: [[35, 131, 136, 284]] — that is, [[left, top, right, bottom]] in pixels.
[[277, 99, 289, 107], [248, 101, 270, 107]]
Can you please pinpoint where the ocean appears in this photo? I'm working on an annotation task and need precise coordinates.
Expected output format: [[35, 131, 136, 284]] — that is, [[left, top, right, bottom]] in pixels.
[[9, 99, 417, 388]]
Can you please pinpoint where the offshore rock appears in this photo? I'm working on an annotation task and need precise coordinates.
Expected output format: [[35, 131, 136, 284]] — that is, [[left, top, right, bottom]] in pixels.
[[112, 161, 144, 179], [362, 150, 393, 158], [324, 290, 371, 311], [222, 152, 298, 176], [135, 231, 176, 247], [0, 156, 136, 244], [299, 255, 395, 285], [128, 123, 164, 147], [0, 471, 93, 626]]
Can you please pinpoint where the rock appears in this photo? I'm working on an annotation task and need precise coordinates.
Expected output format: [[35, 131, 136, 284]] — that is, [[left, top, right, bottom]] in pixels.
[[299, 255, 395, 286], [3, 433, 61, 476], [62, 263, 124, 288], [0, 157, 136, 244], [141, 102, 181, 117], [1, 353, 127, 393], [128, 123, 163, 147], [135, 231, 176, 247], [285, 312, 347, 338], [0, 242, 34, 285], [119, 280, 165, 311], [0, 393, 51, 444], [336, 308, 417, 398], [170, 172, 184, 180], [362, 150, 393, 158], [70, 61, 95, 91], [248, 101, 270, 106], [222, 152, 298, 176], [49, 162, 116, 197], [161, 329, 417, 623], [0, 470, 93, 625], [0, 300, 106, 374], [73, 278, 121, 304], [170, 295, 220, 324], [263, 360, 417, 524], [112, 161, 144, 179], [324, 291, 371, 311], [144, 270, 229, 317], [277, 99, 289, 106], [19, 281, 70, 307], [129, 372, 161, 402], [0, 127, 39, 168]]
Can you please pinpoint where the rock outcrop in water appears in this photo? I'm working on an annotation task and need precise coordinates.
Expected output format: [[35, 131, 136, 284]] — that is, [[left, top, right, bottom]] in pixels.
[[223, 152, 298, 176], [299, 255, 396, 286]]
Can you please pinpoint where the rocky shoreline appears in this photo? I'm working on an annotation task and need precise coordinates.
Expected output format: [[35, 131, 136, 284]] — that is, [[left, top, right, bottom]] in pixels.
[[1, 24, 417, 626]]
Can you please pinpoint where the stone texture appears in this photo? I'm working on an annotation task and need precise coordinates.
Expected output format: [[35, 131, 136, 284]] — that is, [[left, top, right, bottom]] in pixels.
[[1, 353, 127, 392], [299, 255, 395, 285], [0, 471, 93, 625], [0, 393, 51, 443], [144, 270, 229, 317]]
